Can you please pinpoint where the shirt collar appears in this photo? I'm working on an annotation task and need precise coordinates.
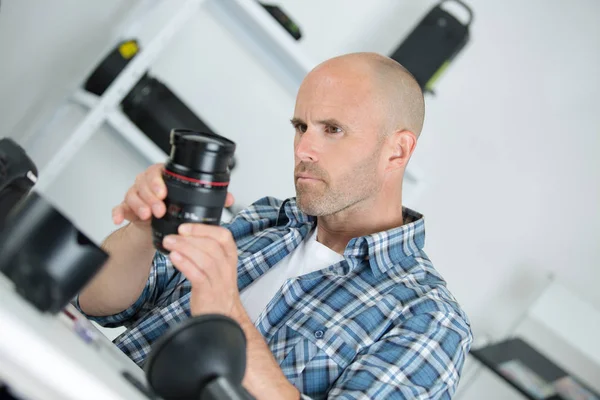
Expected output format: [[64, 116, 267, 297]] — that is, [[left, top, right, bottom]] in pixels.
[[344, 207, 425, 276], [278, 197, 317, 226], [278, 198, 425, 277]]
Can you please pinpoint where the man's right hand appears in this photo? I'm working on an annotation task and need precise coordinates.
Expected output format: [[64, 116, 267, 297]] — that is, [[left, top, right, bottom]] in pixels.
[[112, 163, 168, 228], [111, 163, 235, 227], [82, 164, 235, 316]]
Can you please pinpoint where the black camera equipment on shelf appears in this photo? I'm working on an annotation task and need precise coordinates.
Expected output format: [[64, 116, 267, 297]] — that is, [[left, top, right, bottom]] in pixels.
[[83, 40, 236, 172], [390, 0, 473, 93], [259, 2, 302, 40], [0, 138, 38, 228]]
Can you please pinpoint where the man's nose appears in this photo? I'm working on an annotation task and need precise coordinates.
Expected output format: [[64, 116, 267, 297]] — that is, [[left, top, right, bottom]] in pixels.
[[295, 129, 319, 162]]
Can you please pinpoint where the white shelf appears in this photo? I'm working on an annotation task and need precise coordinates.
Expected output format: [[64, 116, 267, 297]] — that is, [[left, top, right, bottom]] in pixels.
[[35, 0, 207, 191], [34, 0, 319, 191], [529, 281, 600, 368], [206, 0, 316, 95], [33, 0, 422, 196], [70, 90, 167, 165]]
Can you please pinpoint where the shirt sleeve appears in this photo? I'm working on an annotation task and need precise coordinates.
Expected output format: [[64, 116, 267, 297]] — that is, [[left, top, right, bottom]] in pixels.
[[324, 311, 473, 400], [74, 251, 183, 328], [73, 197, 285, 328]]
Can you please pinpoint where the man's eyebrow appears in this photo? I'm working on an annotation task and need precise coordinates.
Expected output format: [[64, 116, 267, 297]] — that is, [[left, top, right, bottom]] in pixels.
[[290, 117, 350, 131], [317, 118, 344, 127]]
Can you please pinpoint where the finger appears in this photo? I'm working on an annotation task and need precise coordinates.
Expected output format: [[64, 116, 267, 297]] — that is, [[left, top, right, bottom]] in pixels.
[[112, 203, 126, 225], [164, 236, 220, 282], [178, 224, 235, 252], [163, 235, 223, 265], [169, 251, 209, 284], [125, 189, 152, 220], [113, 202, 143, 224], [146, 164, 167, 199], [225, 192, 235, 208], [137, 176, 166, 218], [120, 203, 140, 223]]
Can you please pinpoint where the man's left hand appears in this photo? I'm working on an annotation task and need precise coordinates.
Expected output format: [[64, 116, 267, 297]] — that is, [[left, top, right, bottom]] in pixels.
[[163, 223, 301, 400], [162, 223, 243, 318]]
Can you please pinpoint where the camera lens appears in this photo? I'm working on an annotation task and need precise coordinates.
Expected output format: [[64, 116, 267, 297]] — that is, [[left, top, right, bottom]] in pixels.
[[151, 129, 236, 253]]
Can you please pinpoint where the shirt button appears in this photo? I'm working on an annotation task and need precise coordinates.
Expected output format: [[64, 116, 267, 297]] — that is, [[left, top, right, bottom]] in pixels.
[[314, 330, 324, 339]]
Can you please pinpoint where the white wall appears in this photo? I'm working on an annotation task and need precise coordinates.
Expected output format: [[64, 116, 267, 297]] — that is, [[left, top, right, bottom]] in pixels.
[[411, 0, 600, 338], [0, 0, 143, 145], [272, 0, 600, 331], [2, 0, 600, 397]]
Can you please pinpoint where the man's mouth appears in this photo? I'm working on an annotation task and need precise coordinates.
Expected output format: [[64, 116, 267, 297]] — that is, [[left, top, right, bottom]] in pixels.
[[296, 174, 322, 182]]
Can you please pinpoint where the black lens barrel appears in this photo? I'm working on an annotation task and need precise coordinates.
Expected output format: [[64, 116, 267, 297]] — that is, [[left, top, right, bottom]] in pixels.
[[152, 129, 236, 254], [170, 130, 234, 177]]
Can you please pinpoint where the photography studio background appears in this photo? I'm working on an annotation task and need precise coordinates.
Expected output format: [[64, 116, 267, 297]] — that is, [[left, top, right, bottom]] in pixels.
[[1, 1, 599, 398]]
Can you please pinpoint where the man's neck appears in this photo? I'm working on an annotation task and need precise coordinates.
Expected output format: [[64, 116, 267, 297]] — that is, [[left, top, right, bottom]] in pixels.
[[315, 193, 404, 254]]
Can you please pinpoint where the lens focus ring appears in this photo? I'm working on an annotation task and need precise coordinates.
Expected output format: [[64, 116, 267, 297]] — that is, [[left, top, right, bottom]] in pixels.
[[165, 180, 228, 208]]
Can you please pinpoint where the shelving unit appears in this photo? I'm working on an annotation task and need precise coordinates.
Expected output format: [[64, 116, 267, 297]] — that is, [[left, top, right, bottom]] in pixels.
[[69, 89, 166, 165], [33, 0, 316, 191], [34, 0, 204, 190], [32, 0, 422, 195]]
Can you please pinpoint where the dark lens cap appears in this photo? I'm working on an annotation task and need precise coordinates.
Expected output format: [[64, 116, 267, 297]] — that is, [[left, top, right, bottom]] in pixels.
[[168, 129, 236, 175], [170, 129, 235, 154]]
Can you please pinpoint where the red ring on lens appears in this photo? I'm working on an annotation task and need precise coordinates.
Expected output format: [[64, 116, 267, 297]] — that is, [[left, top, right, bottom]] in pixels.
[[163, 169, 229, 187]]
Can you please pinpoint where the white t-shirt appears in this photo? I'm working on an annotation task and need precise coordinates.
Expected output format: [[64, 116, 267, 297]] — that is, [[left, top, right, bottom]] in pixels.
[[239, 227, 344, 322]]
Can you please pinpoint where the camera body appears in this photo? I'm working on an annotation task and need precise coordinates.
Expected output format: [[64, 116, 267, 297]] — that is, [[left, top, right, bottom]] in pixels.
[[0, 138, 38, 228]]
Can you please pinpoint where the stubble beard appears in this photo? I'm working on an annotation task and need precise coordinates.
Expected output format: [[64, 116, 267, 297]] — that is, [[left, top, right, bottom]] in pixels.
[[295, 149, 382, 217]]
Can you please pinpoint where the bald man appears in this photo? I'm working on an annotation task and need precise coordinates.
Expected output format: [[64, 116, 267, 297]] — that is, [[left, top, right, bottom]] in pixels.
[[78, 52, 472, 399]]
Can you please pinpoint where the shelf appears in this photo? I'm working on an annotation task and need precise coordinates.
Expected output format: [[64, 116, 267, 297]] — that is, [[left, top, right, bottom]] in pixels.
[[34, 0, 206, 191], [205, 0, 316, 96], [70, 90, 167, 165], [33, 0, 422, 196], [471, 338, 600, 400], [34, 0, 318, 191], [70, 89, 235, 223]]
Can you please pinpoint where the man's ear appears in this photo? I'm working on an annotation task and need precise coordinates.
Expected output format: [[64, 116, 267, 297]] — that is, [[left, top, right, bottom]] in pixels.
[[386, 130, 417, 171]]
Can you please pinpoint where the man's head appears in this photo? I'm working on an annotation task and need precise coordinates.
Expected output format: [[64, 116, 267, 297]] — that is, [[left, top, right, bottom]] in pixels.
[[292, 52, 425, 216]]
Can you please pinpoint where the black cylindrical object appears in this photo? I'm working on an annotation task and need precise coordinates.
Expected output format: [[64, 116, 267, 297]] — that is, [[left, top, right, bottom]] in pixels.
[[144, 315, 251, 400], [84, 39, 140, 96], [0, 192, 108, 314], [122, 76, 220, 155], [151, 129, 236, 253], [0, 138, 38, 229], [389, 0, 473, 91], [83, 40, 237, 172]]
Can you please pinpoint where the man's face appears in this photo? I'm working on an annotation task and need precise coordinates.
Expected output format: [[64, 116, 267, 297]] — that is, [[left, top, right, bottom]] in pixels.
[[292, 64, 387, 216]]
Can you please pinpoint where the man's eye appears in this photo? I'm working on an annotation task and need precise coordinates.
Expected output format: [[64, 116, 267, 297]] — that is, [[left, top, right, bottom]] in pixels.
[[325, 125, 342, 134], [294, 124, 307, 133]]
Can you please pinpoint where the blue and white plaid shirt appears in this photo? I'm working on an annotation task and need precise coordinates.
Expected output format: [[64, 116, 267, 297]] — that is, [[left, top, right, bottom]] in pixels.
[[80, 197, 472, 399]]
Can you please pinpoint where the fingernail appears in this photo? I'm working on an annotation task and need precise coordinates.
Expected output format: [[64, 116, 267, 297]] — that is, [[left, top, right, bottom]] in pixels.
[[153, 184, 163, 196], [163, 236, 176, 246], [179, 224, 191, 234], [152, 203, 162, 215], [170, 251, 181, 261], [139, 207, 149, 218]]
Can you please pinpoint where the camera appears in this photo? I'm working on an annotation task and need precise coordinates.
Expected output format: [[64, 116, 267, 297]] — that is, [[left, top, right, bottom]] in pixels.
[[0, 138, 38, 228], [151, 129, 236, 253], [0, 192, 108, 313]]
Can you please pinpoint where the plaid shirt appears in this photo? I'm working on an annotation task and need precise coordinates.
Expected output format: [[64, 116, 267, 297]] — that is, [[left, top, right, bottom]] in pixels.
[[80, 197, 472, 399]]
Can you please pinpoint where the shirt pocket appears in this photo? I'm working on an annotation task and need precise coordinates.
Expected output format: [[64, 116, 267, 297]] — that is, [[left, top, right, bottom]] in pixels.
[[274, 314, 360, 393]]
